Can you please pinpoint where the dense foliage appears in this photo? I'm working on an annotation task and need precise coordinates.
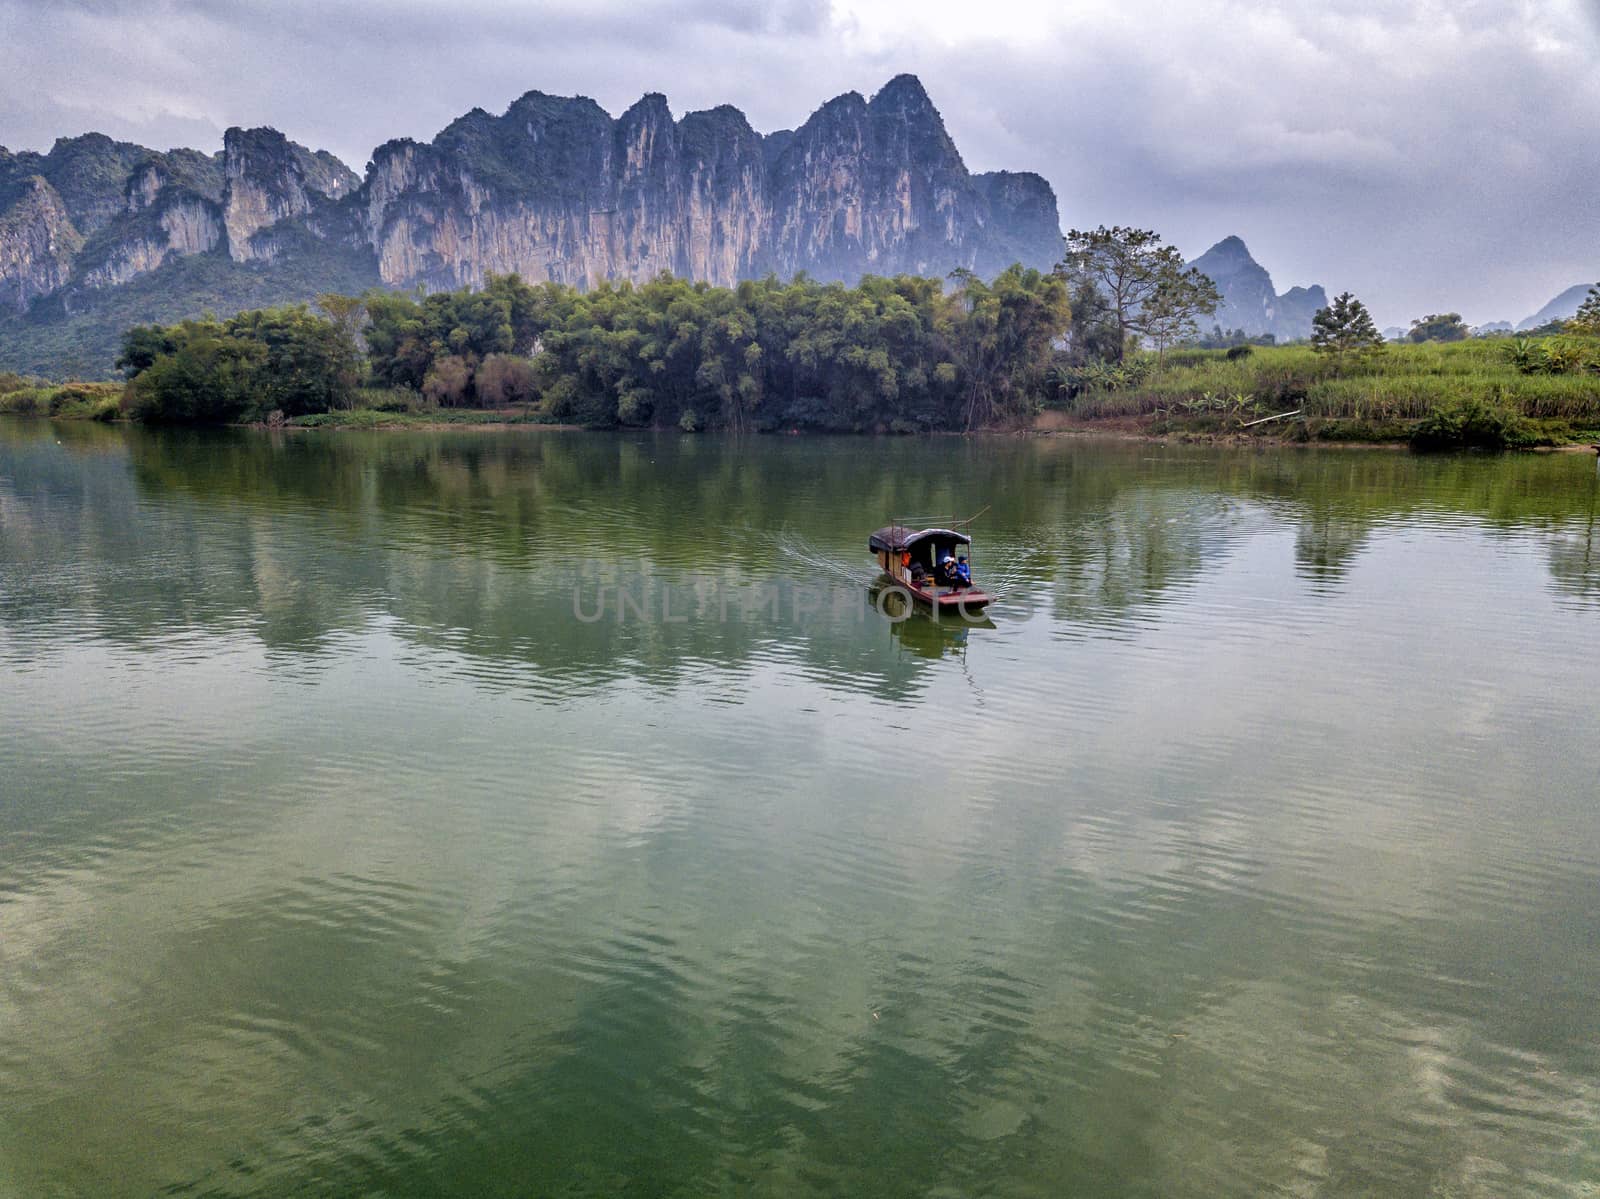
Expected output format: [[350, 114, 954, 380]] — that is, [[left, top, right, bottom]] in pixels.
[[1407, 313, 1470, 343], [108, 267, 1071, 431], [351, 267, 1070, 431], [119, 306, 360, 424]]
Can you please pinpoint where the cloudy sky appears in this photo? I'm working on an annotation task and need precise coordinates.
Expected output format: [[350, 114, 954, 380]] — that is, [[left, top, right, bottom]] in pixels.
[[2, 0, 1597, 326]]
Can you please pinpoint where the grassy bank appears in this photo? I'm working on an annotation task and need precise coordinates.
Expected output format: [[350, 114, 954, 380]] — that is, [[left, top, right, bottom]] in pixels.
[[279, 389, 558, 429], [0, 377, 122, 421], [0, 377, 561, 431], [11, 342, 1600, 451], [1055, 341, 1600, 448]]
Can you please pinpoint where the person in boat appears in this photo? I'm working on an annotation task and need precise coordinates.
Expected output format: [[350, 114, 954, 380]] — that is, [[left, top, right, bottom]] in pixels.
[[954, 554, 972, 589], [937, 553, 963, 589]]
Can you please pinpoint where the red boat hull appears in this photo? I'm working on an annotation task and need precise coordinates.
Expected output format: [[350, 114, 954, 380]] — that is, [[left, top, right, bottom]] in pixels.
[[889, 577, 993, 612]]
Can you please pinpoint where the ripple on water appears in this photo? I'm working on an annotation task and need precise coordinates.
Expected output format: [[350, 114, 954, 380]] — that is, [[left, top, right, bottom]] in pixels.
[[2, 429, 1600, 1195]]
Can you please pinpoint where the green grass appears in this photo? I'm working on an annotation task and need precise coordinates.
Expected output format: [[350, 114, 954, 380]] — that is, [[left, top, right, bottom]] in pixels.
[[0, 375, 559, 430], [1060, 341, 1600, 445], [287, 405, 555, 429], [0, 380, 122, 420]]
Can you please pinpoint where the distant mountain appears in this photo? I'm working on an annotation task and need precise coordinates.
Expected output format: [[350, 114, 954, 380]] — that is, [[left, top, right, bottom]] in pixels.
[[1186, 236, 1327, 342], [1474, 321, 1513, 336], [0, 74, 1063, 376], [1517, 283, 1596, 331]]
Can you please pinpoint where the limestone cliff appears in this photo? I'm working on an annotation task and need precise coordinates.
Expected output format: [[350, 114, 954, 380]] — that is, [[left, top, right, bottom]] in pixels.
[[222, 126, 358, 262], [0, 174, 82, 310], [0, 74, 1063, 371], [358, 75, 1053, 291]]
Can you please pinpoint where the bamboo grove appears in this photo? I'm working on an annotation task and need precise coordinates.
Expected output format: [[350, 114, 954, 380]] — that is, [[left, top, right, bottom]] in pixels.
[[117, 267, 1071, 431]]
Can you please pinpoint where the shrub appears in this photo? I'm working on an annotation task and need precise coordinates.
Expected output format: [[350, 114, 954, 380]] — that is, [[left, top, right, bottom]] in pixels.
[[356, 386, 429, 413], [0, 387, 45, 414], [474, 353, 538, 407], [1410, 397, 1530, 452], [422, 355, 471, 407]]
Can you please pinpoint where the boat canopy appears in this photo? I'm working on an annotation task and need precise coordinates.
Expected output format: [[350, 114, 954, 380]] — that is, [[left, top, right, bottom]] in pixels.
[[868, 525, 972, 554]]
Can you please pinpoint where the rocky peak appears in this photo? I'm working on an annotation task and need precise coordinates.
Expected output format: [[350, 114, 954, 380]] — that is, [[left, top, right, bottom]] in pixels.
[[221, 126, 356, 261], [617, 93, 678, 174], [1282, 284, 1328, 309], [1190, 236, 1273, 288], [870, 73, 936, 113], [1188, 236, 1327, 341], [38, 133, 150, 234], [1207, 234, 1251, 260], [1518, 283, 1595, 331]]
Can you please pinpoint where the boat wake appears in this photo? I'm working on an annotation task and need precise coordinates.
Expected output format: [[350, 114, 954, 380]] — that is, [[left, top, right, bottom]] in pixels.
[[773, 531, 879, 587]]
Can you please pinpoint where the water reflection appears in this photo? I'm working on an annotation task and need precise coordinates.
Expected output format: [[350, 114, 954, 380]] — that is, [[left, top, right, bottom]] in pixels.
[[2, 421, 1599, 1197], [4, 428, 1597, 667]]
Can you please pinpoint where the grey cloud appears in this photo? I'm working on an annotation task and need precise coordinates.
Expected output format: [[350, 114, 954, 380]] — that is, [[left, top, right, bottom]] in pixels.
[[0, 0, 1595, 326]]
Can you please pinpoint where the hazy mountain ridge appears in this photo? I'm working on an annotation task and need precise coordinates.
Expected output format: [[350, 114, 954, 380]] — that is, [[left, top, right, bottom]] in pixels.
[[0, 75, 1062, 375], [1516, 283, 1595, 331], [1187, 236, 1327, 342]]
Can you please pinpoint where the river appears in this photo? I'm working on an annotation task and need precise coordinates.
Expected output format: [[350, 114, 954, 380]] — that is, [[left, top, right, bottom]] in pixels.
[[2, 419, 1598, 1196]]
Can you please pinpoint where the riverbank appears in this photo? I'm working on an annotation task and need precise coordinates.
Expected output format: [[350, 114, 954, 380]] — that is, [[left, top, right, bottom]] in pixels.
[[280, 406, 566, 431], [1050, 342, 1600, 450], [0, 380, 122, 421], [8, 368, 1598, 451], [1032, 409, 1600, 450]]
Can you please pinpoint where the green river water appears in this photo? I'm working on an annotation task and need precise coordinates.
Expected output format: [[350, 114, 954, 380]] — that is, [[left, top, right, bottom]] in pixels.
[[2, 419, 1598, 1197]]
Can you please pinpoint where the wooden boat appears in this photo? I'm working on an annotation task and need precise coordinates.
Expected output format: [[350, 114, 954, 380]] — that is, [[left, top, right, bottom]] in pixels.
[[869, 522, 993, 611]]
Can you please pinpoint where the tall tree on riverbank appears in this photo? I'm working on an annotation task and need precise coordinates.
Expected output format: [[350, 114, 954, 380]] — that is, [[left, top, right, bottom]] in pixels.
[[947, 265, 1072, 429], [1311, 292, 1385, 359], [1142, 275, 1224, 360], [1058, 227, 1219, 361]]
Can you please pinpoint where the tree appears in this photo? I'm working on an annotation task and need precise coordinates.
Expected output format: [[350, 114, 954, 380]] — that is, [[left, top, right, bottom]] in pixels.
[[475, 353, 538, 407], [422, 355, 472, 407], [946, 265, 1072, 429], [1142, 273, 1223, 360], [1407, 313, 1470, 343], [116, 325, 180, 378], [1062, 274, 1122, 365], [1058, 226, 1218, 361], [316, 293, 369, 353], [1566, 284, 1600, 336], [119, 306, 358, 423], [1311, 292, 1385, 359]]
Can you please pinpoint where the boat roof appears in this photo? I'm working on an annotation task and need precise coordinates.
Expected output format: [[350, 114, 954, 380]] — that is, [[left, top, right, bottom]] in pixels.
[[869, 525, 972, 553]]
